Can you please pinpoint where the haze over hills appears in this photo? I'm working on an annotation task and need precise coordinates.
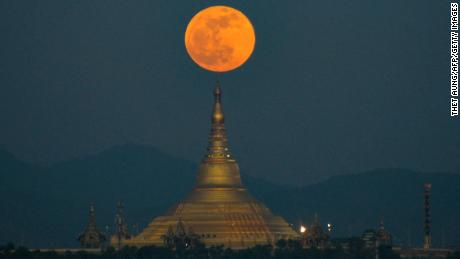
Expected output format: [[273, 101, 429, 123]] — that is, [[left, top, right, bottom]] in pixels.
[[0, 144, 458, 248]]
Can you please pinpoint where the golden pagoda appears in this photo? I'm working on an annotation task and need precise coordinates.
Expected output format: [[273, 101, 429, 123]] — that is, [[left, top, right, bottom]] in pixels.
[[123, 83, 299, 249]]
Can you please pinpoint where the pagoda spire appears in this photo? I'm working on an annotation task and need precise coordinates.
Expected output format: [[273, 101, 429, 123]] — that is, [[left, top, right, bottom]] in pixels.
[[77, 204, 106, 248], [194, 81, 242, 189], [379, 218, 385, 230], [205, 81, 232, 161]]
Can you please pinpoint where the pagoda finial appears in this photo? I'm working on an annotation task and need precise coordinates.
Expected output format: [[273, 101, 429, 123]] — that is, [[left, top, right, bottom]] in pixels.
[[117, 201, 124, 212], [212, 81, 224, 124], [205, 81, 232, 160], [379, 218, 385, 230], [314, 213, 319, 223]]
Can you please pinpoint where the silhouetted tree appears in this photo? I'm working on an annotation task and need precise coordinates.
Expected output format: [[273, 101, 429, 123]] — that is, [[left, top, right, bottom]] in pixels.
[[0, 240, 403, 259], [378, 245, 400, 259], [275, 239, 287, 250], [447, 251, 460, 259]]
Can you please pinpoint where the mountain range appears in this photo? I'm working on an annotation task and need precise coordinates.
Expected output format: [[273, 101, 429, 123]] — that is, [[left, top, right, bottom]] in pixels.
[[0, 144, 458, 248]]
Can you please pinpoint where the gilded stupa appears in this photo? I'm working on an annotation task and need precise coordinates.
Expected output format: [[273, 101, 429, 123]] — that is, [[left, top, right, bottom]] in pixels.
[[123, 83, 299, 249]]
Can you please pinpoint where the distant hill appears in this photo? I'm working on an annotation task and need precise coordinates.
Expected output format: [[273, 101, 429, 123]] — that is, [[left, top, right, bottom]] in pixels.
[[0, 145, 458, 248]]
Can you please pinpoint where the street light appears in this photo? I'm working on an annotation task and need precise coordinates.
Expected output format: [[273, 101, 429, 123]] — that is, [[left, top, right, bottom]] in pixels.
[[300, 225, 307, 233], [327, 223, 333, 233]]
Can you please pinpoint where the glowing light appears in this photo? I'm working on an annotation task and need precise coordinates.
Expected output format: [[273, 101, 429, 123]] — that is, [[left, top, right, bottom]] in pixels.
[[300, 225, 306, 233]]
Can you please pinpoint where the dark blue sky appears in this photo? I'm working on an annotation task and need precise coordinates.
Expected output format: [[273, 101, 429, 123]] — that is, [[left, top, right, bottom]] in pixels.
[[0, 0, 458, 184]]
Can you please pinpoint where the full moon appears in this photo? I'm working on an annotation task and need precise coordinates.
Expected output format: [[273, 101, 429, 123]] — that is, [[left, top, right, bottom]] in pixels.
[[185, 6, 256, 72]]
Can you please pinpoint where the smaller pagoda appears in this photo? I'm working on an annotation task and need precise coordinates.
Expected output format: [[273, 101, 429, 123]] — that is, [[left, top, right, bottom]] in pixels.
[[161, 218, 201, 249], [304, 214, 329, 248], [362, 219, 393, 248], [376, 219, 392, 246], [77, 204, 106, 248]]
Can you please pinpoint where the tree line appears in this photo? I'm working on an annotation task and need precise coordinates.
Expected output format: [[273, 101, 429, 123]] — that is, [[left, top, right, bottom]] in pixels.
[[1, 241, 458, 259]]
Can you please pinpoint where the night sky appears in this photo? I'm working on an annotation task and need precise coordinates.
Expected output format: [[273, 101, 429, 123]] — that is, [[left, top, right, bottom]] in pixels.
[[0, 1, 458, 184]]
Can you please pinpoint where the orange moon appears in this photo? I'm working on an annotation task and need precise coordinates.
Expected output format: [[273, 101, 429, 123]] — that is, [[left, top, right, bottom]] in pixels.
[[184, 6, 256, 72]]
